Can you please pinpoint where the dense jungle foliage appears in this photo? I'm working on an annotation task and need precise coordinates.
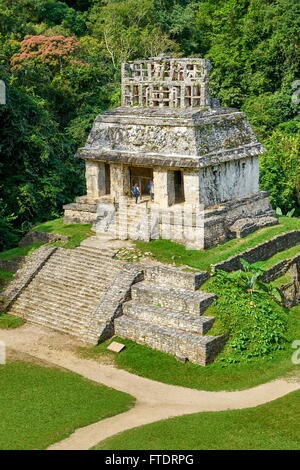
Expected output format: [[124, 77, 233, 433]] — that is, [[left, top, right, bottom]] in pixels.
[[0, 0, 299, 250]]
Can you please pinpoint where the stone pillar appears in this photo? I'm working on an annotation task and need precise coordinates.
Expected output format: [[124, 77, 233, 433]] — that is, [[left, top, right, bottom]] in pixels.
[[183, 171, 201, 205], [153, 168, 175, 208], [85, 161, 106, 199], [110, 163, 130, 199]]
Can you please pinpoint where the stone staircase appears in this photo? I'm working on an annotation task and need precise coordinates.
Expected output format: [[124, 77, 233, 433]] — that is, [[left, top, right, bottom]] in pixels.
[[5, 242, 227, 364], [115, 265, 227, 365], [8, 245, 124, 341]]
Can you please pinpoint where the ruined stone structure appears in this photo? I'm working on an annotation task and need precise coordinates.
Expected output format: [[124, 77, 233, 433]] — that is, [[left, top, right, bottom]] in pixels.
[[2, 245, 226, 365], [64, 56, 277, 248]]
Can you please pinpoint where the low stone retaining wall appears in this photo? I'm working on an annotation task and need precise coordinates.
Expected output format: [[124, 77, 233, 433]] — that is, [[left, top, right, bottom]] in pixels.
[[19, 231, 69, 247], [261, 253, 300, 283], [84, 263, 143, 344], [0, 257, 24, 273], [2, 245, 58, 311], [211, 230, 300, 272], [278, 277, 300, 307], [63, 202, 98, 225]]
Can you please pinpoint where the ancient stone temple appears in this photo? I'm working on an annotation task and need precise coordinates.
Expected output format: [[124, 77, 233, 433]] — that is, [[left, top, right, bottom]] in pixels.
[[64, 57, 277, 248]]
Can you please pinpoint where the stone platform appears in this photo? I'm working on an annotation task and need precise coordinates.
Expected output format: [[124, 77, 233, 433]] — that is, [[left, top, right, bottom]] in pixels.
[[64, 191, 277, 249]]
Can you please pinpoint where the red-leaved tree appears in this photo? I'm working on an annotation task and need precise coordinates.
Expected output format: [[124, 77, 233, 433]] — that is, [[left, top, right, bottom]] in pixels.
[[11, 35, 83, 70]]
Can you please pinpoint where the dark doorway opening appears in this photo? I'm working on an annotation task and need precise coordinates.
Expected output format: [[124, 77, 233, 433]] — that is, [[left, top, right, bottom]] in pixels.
[[130, 166, 153, 197], [105, 164, 111, 194], [174, 170, 184, 203]]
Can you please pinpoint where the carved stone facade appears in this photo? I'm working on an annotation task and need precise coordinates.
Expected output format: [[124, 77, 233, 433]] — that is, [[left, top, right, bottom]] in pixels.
[[121, 57, 212, 108], [64, 56, 277, 248]]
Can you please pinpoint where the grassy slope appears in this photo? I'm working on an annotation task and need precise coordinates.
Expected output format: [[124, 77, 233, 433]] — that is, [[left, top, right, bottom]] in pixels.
[[95, 390, 300, 450], [0, 218, 94, 263], [79, 304, 300, 392], [257, 243, 300, 270], [0, 314, 25, 329], [135, 217, 300, 271], [32, 217, 95, 248], [0, 270, 14, 282], [0, 360, 134, 450], [0, 242, 44, 260]]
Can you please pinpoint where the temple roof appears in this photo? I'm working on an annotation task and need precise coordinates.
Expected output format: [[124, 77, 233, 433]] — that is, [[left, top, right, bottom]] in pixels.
[[76, 105, 265, 168]]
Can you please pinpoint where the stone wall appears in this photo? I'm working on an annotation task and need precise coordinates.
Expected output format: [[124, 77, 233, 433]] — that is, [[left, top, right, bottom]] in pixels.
[[63, 200, 98, 224], [277, 260, 300, 307], [204, 192, 277, 248], [144, 264, 209, 291], [199, 156, 259, 208], [212, 230, 300, 272], [85, 263, 143, 343], [0, 257, 24, 273], [2, 245, 58, 311], [63, 192, 277, 250], [110, 163, 130, 199], [183, 171, 201, 205], [19, 231, 69, 247], [85, 160, 106, 198], [153, 168, 175, 207], [115, 262, 227, 365], [261, 253, 300, 283]]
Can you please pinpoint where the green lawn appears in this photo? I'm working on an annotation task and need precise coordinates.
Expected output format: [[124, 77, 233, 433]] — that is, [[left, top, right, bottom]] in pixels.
[[258, 244, 300, 270], [95, 390, 300, 450], [0, 314, 25, 329], [32, 217, 95, 248], [135, 217, 300, 271], [0, 360, 134, 450], [79, 305, 300, 392], [271, 272, 293, 288], [0, 242, 44, 261], [0, 218, 94, 264], [0, 269, 14, 283]]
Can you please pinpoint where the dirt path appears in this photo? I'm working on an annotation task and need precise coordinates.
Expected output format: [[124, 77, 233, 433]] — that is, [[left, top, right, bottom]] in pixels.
[[1, 323, 299, 450]]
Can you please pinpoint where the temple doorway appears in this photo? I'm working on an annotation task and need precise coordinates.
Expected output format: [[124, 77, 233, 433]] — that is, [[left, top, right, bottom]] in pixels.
[[130, 166, 153, 198], [174, 170, 184, 203], [105, 163, 111, 194]]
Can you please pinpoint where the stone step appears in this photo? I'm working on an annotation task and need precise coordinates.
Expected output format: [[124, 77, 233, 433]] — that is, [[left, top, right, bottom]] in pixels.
[[123, 301, 214, 334], [75, 245, 116, 258], [131, 282, 215, 315], [204, 206, 226, 219], [72, 251, 120, 264], [114, 316, 226, 365], [54, 245, 116, 259], [18, 283, 102, 308], [11, 296, 97, 324], [40, 258, 121, 277], [37, 261, 118, 279], [12, 306, 93, 333], [40, 262, 120, 281], [12, 301, 92, 326], [36, 271, 111, 291], [13, 298, 96, 322], [24, 314, 89, 340], [144, 265, 209, 291], [20, 282, 101, 306], [47, 252, 122, 271], [29, 273, 104, 295]]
